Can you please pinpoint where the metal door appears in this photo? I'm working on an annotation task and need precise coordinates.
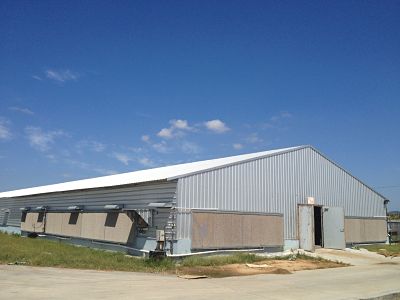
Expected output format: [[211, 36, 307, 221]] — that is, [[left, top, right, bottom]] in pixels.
[[298, 205, 315, 252], [323, 207, 345, 249]]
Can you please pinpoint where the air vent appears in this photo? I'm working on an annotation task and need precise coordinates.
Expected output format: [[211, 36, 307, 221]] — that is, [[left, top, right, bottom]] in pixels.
[[104, 204, 123, 210], [67, 205, 83, 211]]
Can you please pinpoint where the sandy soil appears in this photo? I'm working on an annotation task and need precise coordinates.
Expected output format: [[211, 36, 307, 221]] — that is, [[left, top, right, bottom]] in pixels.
[[376, 249, 400, 257], [176, 259, 346, 278]]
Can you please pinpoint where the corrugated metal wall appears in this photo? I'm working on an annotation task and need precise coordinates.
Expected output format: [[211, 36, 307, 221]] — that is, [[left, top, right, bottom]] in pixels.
[[0, 208, 9, 226], [0, 181, 177, 239], [176, 147, 386, 240]]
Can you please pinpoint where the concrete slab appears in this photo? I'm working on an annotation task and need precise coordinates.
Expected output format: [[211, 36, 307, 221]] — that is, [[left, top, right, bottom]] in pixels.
[[0, 226, 20, 235], [315, 248, 400, 266], [0, 250, 399, 300]]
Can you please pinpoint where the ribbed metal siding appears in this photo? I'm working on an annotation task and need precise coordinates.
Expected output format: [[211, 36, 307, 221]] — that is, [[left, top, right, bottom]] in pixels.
[[176, 147, 386, 240], [0, 181, 177, 236], [0, 209, 9, 225]]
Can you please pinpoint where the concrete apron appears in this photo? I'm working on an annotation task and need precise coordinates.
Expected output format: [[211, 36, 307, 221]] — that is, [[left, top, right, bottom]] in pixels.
[[314, 247, 400, 266], [0, 248, 399, 300]]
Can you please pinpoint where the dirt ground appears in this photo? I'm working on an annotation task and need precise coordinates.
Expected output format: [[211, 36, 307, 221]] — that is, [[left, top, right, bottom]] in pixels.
[[376, 249, 400, 257], [176, 258, 346, 278]]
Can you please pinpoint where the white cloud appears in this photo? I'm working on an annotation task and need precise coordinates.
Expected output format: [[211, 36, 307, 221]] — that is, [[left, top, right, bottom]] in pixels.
[[204, 119, 230, 133], [152, 141, 170, 153], [170, 119, 191, 130], [25, 126, 65, 151], [138, 157, 155, 167], [45, 154, 57, 161], [65, 158, 118, 176], [9, 106, 34, 115], [112, 153, 132, 165], [181, 141, 201, 154], [157, 119, 193, 139], [233, 143, 243, 150], [264, 111, 292, 128], [246, 133, 263, 144], [76, 140, 106, 153], [0, 119, 12, 140], [65, 158, 90, 169], [157, 127, 174, 139], [91, 141, 105, 152], [45, 69, 79, 83], [128, 146, 144, 153], [32, 75, 43, 81], [141, 135, 150, 143], [93, 168, 119, 176], [280, 111, 292, 118]]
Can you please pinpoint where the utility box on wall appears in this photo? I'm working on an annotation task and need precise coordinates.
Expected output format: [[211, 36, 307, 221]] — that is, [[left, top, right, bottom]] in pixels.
[[156, 229, 165, 242]]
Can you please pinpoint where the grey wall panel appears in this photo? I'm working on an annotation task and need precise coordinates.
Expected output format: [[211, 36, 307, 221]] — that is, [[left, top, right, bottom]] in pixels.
[[0, 181, 177, 235], [176, 147, 386, 240], [0, 209, 9, 226]]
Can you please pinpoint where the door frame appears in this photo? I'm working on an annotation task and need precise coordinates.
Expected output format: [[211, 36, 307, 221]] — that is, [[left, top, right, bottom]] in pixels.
[[313, 205, 324, 247]]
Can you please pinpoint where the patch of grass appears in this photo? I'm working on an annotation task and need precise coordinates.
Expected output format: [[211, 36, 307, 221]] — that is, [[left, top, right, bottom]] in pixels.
[[180, 253, 264, 267], [179, 252, 345, 267], [0, 232, 175, 273], [262, 253, 344, 264], [361, 243, 400, 257], [0, 232, 346, 275]]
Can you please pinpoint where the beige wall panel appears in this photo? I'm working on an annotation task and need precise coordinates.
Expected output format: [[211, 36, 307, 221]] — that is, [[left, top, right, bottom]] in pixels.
[[44, 212, 135, 243], [272, 216, 284, 245], [104, 212, 135, 244], [45, 213, 63, 235], [345, 218, 386, 243], [44, 213, 82, 237], [230, 214, 243, 247], [345, 219, 361, 243], [214, 214, 231, 247], [191, 212, 211, 249], [81, 213, 106, 240], [21, 212, 45, 233], [241, 216, 253, 245], [61, 213, 82, 237], [256, 215, 284, 246], [20, 212, 32, 231], [362, 219, 387, 242], [192, 212, 284, 249]]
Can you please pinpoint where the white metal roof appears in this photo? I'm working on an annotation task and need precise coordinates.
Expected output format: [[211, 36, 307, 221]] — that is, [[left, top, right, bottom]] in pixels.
[[0, 146, 304, 198]]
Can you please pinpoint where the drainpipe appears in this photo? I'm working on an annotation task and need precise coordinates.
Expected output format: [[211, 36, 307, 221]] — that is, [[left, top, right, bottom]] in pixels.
[[384, 199, 390, 244]]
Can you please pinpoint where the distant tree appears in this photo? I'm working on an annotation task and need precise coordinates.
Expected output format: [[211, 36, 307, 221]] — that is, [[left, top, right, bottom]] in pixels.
[[388, 211, 400, 220]]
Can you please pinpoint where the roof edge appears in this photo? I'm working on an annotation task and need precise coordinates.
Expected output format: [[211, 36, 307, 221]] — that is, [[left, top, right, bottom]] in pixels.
[[167, 145, 309, 181], [307, 146, 389, 201], [0, 179, 171, 199]]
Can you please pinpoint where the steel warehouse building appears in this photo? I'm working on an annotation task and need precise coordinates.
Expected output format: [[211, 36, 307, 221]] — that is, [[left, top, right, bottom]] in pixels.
[[0, 145, 389, 254]]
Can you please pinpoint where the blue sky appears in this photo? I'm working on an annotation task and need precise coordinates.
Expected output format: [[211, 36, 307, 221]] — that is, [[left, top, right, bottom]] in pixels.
[[0, 1, 399, 210]]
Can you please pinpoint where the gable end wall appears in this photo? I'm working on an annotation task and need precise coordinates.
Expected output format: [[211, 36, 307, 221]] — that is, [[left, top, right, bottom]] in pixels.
[[176, 147, 386, 240]]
